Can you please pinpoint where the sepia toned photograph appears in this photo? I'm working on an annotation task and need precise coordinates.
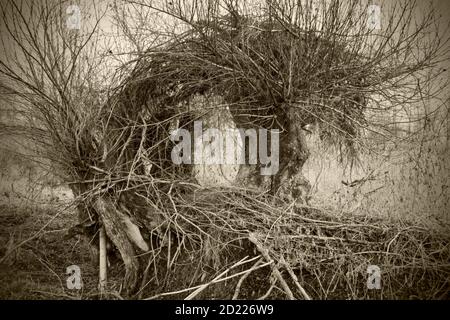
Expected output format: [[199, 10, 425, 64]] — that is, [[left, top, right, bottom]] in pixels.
[[0, 0, 449, 303]]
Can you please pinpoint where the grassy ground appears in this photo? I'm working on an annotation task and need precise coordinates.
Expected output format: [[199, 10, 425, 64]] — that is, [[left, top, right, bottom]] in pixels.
[[0, 200, 101, 299]]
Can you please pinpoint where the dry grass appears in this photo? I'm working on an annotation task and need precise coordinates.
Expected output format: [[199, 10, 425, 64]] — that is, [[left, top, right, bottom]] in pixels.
[[0, 202, 95, 299], [0, 148, 119, 299]]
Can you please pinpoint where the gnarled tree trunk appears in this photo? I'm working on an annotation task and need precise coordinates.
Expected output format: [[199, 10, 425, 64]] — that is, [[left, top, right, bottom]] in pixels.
[[271, 107, 311, 204], [231, 106, 312, 204], [93, 197, 140, 295]]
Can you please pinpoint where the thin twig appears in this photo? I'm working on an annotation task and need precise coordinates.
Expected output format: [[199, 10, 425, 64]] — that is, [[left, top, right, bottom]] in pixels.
[[248, 233, 295, 300]]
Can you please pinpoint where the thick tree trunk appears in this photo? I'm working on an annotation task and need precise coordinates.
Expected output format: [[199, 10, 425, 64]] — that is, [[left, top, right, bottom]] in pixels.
[[271, 107, 311, 204], [231, 107, 311, 204]]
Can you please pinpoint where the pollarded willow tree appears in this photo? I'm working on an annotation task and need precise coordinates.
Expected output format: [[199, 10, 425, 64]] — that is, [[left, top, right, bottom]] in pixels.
[[1, 0, 449, 298]]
